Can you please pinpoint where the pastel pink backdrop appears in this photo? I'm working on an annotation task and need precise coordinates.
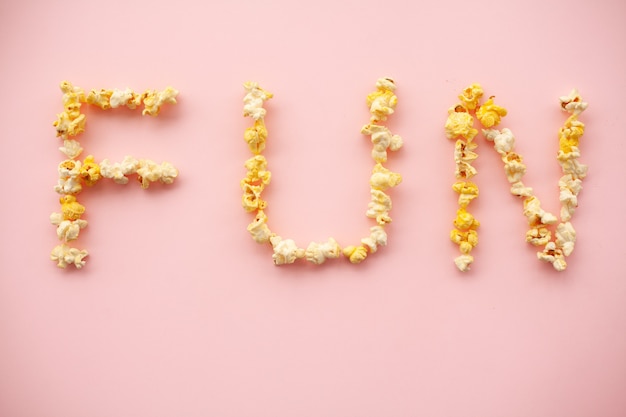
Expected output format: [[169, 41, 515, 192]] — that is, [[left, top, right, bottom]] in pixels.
[[1, 0, 625, 416]]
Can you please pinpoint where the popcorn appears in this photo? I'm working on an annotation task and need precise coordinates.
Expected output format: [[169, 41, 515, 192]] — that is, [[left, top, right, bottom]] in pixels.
[[51, 82, 179, 269], [54, 159, 83, 194], [454, 254, 474, 272], [79, 155, 101, 186], [476, 96, 507, 128], [247, 210, 273, 243], [555, 222, 576, 256], [455, 161, 478, 180], [86, 89, 113, 110], [59, 139, 83, 159], [445, 106, 478, 140], [360, 226, 387, 253], [510, 181, 533, 197], [537, 242, 567, 271], [110, 88, 141, 109], [483, 128, 515, 154], [305, 238, 342, 264], [243, 82, 273, 120], [244, 119, 268, 154], [452, 181, 479, 207], [342, 245, 368, 264], [270, 236, 305, 265], [366, 189, 393, 225], [502, 152, 527, 184], [370, 163, 402, 190], [51, 244, 88, 269], [557, 149, 588, 179], [361, 124, 403, 163], [50, 213, 88, 241], [559, 116, 585, 153], [458, 83, 483, 110], [454, 139, 478, 164], [453, 207, 480, 230], [99, 156, 140, 184], [559, 89, 588, 115], [525, 226, 552, 246], [450, 228, 478, 254], [142, 87, 179, 116], [523, 196, 557, 226], [242, 79, 402, 265], [558, 174, 583, 221], [366, 77, 397, 122]]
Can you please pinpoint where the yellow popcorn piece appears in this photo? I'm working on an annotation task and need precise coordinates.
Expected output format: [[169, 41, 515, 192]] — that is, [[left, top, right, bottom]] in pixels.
[[453, 207, 480, 231], [86, 89, 114, 110], [244, 119, 268, 154], [247, 210, 273, 244], [142, 87, 179, 116], [370, 163, 402, 190], [60, 195, 85, 221], [79, 155, 101, 186], [525, 226, 552, 246], [537, 242, 567, 271], [452, 181, 479, 207], [360, 226, 387, 253], [342, 245, 368, 264], [450, 228, 478, 254], [366, 77, 398, 122], [445, 106, 478, 140], [558, 116, 585, 153], [476, 97, 507, 128], [458, 83, 483, 110]]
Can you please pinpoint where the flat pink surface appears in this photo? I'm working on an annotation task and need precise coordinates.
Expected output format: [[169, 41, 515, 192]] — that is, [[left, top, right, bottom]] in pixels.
[[1, 0, 625, 416]]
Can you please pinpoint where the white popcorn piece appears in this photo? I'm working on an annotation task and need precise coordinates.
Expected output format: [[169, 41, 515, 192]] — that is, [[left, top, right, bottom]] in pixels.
[[455, 160, 477, 179], [243, 81, 273, 120], [50, 212, 87, 241], [305, 238, 342, 265], [559, 89, 588, 115], [483, 128, 515, 154], [110, 88, 135, 108], [54, 159, 82, 194], [557, 149, 588, 179], [502, 152, 526, 183], [247, 210, 273, 243], [99, 156, 140, 184], [555, 222, 576, 256], [50, 244, 88, 269], [59, 139, 83, 159], [510, 181, 533, 197], [537, 242, 567, 271], [361, 124, 403, 163], [523, 196, 557, 226], [454, 139, 478, 164], [370, 163, 402, 190], [558, 174, 583, 221], [360, 226, 387, 253], [454, 254, 474, 272], [366, 189, 392, 225], [270, 236, 305, 265]]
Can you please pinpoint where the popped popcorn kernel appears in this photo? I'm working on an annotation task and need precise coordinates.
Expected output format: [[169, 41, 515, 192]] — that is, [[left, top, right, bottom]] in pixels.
[[361, 124, 403, 163], [110, 88, 141, 109], [305, 238, 342, 265], [370, 163, 402, 190], [450, 228, 478, 254], [558, 116, 585, 153], [523, 196, 557, 226], [270, 236, 305, 265], [454, 139, 478, 164], [79, 155, 101, 186], [483, 128, 515, 154], [502, 152, 527, 184], [559, 89, 588, 115], [241, 183, 267, 212], [59, 139, 83, 159], [243, 82, 273, 120], [51, 244, 88, 269], [99, 156, 140, 184], [458, 83, 484, 110], [360, 226, 387, 253], [142, 87, 179, 116], [555, 222, 576, 256], [244, 119, 268, 154], [452, 181, 479, 207], [510, 181, 533, 197], [342, 245, 368, 264], [247, 210, 273, 243], [557, 149, 588, 179], [366, 77, 398, 122], [51, 216, 88, 241], [445, 106, 478, 140], [86, 89, 113, 110], [537, 242, 567, 271], [59, 195, 85, 221], [53, 108, 86, 139], [136, 159, 179, 189], [454, 254, 474, 272], [525, 226, 552, 246], [54, 159, 83, 195], [366, 189, 393, 225], [453, 207, 480, 230], [476, 97, 507, 128]]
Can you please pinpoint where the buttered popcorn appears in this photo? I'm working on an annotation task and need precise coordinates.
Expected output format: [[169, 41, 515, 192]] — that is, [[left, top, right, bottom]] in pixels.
[[241, 78, 403, 265], [50, 81, 179, 269]]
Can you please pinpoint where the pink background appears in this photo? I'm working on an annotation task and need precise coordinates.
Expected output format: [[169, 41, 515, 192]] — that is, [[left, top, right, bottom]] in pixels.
[[1, 0, 625, 416]]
